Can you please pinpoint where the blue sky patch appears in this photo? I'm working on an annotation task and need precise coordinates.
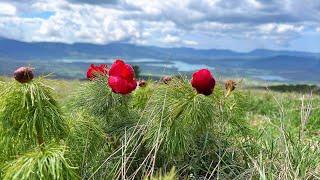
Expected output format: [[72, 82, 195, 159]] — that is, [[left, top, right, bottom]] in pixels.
[[21, 11, 55, 19]]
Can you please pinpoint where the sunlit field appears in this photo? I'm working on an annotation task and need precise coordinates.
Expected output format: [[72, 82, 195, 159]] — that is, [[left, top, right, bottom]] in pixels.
[[1, 61, 320, 180]]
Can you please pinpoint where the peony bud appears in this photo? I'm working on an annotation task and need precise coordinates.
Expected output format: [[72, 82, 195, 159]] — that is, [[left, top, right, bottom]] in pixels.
[[162, 76, 172, 84], [138, 80, 147, 87], [14, 67, 34, 83]]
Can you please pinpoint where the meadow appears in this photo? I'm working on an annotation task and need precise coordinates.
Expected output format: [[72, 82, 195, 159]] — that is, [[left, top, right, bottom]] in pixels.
[[0, 68, 320, 179]]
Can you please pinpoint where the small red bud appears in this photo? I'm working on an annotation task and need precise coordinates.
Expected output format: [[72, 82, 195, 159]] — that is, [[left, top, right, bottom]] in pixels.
[[162, 76, 172, 84], [138, 80, 147, 87], [14, 67, 34, 83]]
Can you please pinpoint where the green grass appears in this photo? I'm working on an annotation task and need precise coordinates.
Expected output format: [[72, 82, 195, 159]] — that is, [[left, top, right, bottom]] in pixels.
[[1, 76, 320, 179]]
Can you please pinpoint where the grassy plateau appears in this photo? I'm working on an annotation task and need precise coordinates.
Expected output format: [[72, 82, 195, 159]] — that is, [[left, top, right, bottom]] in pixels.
[[0, 75, 320, 180]]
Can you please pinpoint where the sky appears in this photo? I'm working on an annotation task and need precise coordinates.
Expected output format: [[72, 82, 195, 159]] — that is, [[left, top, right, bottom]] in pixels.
[[0, 0, 319, 52]]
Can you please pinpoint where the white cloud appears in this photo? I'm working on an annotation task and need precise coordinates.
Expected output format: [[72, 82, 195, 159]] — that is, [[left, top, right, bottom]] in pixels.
[[161, 34, 198, 46], [276, 24, 304, 33], [183, 40, 198, 46], [0, 3, 17, 16], [316, 27, 320, 32], [16, 2, 143, 44], [0, 0, 319, 51], [162, 34, 181, 43], [0, 17, 43, 41], [246, 0, 263, 9], [193, 22, 233, 31], [258, 23, 304, 34]]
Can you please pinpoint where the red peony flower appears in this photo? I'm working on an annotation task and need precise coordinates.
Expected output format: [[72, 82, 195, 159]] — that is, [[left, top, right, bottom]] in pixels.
[[86, 64, 108, 79], [108, 59, 137, 94], [14, 67, 34, 83], [191, 69, 215, 95]]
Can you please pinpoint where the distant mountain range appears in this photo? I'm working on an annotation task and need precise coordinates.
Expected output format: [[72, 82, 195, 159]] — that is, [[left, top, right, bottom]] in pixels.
[[1, 37, 319, 60], [0, 37, 320, 83]]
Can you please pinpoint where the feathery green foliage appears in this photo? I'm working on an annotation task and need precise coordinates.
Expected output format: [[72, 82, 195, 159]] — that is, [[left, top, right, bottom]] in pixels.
[[145, 168, 177, 180], [1, 75, 320, 179], [3, 145, 77, 180], [72, 77, 130, 119], [0, 77, 76, 180], [71, 77, 145, 179], [73, 78, 140, 137], [0, 79, 67, 145], [143, 79, 211, 156], [66, 111, 113, 178], [131, 82, 154, 110], [143, 78, 249, 159]]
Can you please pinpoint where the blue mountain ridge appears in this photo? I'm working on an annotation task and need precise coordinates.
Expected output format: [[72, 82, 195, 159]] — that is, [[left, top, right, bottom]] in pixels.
[[0, 37, 319, 82]]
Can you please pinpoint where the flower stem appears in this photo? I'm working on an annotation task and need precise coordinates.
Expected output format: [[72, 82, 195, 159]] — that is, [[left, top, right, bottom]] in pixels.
[[225, 89, 231, 97], [36, 130, 45, 150]]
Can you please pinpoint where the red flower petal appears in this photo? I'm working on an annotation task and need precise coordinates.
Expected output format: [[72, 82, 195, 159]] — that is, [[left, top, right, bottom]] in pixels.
[[108, 76, 137, 95], [98, 64, 108, 74], [87, 64, 108, 79], [109, 59, 135, 80], [191, 69, 215, 95]]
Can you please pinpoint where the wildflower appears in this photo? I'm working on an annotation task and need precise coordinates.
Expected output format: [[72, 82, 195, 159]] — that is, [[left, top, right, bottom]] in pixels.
[[86, 64, 108, 79], [162, 76, 172, 84], [191, 69, 215, 95], [108, 59, 137, 94], [14, 67, 34, 83]]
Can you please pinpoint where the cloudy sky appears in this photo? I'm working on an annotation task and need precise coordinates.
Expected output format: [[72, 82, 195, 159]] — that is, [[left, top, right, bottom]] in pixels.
[[0, 0, 319, 52]]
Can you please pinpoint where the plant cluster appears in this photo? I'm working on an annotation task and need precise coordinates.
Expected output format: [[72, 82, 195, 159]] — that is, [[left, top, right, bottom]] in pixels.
[[0, 67, 76, 179], [67, 59, 251, 179], [1, 60, 320, 179]]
